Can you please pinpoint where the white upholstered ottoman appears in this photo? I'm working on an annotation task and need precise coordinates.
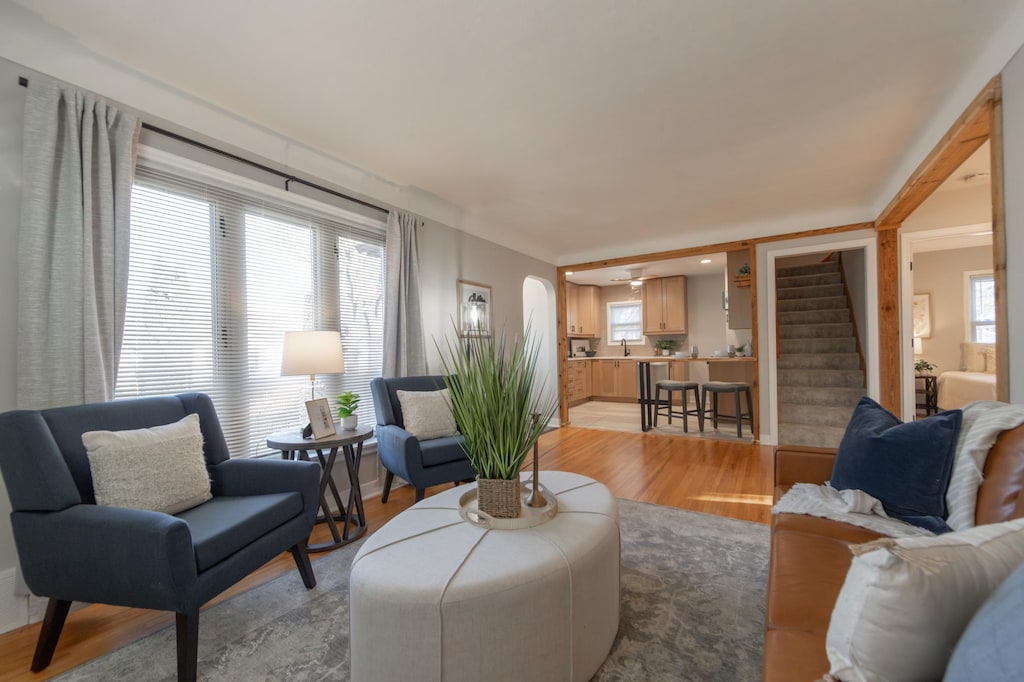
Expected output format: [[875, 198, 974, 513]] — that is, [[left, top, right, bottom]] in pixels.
[[349, 470, 620, 682]]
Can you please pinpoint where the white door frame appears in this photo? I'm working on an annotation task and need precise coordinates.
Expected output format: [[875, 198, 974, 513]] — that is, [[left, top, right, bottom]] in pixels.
[[757, 231, 879, 446]]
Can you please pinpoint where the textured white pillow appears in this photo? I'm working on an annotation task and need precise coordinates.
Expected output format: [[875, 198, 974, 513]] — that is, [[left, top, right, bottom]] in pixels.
[[83, 413, 212, 515], [962, 342, 990, 373], [397, 389, 459, 440], [826, 517, 1024, 682]]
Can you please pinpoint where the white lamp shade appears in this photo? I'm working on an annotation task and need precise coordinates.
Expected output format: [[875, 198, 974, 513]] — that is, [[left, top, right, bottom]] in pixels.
[[281, 331, 345, 376]]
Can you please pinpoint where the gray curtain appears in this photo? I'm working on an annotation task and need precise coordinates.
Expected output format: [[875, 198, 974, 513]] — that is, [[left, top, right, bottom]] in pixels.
[[382, 211, 427, 377], [18, 78, 140, 408]]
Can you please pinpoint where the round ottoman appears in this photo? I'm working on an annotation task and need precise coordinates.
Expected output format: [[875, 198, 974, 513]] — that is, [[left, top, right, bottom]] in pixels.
[[350, 471, 620, 682]]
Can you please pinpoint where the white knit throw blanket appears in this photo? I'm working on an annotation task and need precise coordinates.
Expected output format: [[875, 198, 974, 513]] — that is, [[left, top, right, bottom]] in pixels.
[[773, 400, 1024, 538], [772, 483, 935, 538]]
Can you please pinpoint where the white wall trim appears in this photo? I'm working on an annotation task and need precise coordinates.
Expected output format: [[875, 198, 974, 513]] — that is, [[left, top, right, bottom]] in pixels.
[[757, 230, 879, 446], [0, 566, 28, 634]]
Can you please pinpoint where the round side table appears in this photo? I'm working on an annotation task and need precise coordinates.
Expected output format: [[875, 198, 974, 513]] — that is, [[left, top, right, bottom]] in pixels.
[[267, 425, 372, 552]]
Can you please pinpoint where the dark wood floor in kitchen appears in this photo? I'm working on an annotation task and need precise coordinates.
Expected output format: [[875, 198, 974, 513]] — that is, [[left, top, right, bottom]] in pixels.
[[0, 426, 774, 681]]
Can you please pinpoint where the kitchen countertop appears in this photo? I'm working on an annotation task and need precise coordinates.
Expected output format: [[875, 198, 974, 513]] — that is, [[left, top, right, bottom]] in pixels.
[[568, 355, 755, 362]]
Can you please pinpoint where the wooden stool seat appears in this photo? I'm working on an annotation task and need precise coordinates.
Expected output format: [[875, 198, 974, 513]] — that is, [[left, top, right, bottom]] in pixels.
[[700, 381, 754, 438], [654, 380, 703, 432]]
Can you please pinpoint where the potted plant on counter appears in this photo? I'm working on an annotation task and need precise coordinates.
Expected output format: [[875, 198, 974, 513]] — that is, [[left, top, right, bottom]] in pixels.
[[656, 339, 675, 356], [336, 391, 361, 430], [438, 323, 557, 518]]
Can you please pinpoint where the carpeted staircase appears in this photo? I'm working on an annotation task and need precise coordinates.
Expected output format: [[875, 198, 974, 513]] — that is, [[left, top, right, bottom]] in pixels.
[[776, 260, 866, 448]]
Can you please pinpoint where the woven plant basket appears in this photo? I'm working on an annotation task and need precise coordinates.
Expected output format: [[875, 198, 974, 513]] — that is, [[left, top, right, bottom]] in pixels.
[[476, 478, 522, 518]]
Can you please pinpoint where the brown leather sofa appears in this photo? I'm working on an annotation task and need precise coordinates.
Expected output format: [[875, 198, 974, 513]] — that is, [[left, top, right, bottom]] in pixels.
[[763, 424, 1024, 681]]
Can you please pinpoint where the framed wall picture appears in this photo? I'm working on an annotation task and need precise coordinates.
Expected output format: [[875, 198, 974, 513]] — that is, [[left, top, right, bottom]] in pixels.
[[457, 280, 492, 337], [912, 293, 931, 339], [305, 398, 336, 439]]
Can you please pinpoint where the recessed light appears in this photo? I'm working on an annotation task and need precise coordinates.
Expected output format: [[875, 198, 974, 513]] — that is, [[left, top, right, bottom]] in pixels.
[[700, 259, 712, 264], [565, 271, 574, 276]]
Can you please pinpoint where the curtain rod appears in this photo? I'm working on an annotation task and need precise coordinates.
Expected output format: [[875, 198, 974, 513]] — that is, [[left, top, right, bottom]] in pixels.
[[18, 76, 389, 216]]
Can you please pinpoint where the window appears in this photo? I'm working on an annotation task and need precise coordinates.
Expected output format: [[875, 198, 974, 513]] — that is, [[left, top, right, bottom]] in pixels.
[[607, 301, 644, 343], [116, 163, 385, 457], [967, 271, 995, 343]]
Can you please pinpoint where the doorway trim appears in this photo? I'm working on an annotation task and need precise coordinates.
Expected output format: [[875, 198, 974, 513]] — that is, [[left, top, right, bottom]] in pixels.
[[758, 233, 878, 446]]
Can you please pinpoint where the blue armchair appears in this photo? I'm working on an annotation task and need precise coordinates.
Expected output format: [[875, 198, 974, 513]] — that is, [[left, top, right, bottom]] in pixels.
[[370, 376, 476, 502], [0, 393, 321, 681]]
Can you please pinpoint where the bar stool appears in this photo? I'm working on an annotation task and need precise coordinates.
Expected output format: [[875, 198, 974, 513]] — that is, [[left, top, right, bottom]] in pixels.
[[654, 380, 703, 432], [700, 381, 754, 438]]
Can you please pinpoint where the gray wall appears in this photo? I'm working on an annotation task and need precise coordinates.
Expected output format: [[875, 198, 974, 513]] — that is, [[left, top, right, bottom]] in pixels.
[[840, 249, 868, 357], [1002, 45, 1024, 402], [912, 246, 993, 375]]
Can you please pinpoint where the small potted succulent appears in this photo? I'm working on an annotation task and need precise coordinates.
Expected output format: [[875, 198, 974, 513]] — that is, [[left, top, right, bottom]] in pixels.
[[336, 391, 361, 430], [914, 359, 937, 376]]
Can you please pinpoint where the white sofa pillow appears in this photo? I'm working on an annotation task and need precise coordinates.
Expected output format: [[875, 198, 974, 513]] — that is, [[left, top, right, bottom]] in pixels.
[[397, 388, 459, 440], [83, 413, 212, 515], [826, 517, 1024, 682]]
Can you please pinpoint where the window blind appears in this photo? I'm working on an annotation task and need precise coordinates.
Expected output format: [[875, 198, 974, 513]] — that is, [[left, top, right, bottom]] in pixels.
[[116, 165, 385, 457], [608, 301, 643, 342]]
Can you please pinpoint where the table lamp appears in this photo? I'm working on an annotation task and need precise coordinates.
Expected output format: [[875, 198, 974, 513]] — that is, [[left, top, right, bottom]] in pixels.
[[281, 331, 346, 436]]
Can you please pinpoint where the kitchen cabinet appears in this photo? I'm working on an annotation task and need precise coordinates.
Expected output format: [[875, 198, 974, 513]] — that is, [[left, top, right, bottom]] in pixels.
[[727, 250, 752, 329], [592, 359, 638, 400], [642, 276, 687, 334], [566, 282, 599, 337], [567, 360, 592, 405]]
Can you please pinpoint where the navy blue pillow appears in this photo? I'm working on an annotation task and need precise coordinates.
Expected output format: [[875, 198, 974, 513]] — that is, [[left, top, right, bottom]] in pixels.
[[830, 397, 962, 531]]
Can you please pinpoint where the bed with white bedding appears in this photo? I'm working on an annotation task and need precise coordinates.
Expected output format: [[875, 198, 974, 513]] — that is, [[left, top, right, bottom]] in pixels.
[[936, 342, 997, 410]]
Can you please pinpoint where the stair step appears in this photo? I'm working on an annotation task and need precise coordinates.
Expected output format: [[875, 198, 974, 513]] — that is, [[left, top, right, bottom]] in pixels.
[[778, 422, 849, 450], [777, 284, 844, 300], [779, 403, 855, 429], [777, 353, 861, 370], [779, 309, 850, 325], [776, 262, 840, 278], [778, 369, 865, 388], [777, 272, 842, 289], [779, 337, 857, 354], [777, 296, 849, 313], [779, 322, 853, 339], [778, 386, 865, 407]]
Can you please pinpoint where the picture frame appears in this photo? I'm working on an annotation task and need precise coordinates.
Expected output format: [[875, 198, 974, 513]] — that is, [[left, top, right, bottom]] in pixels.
[[457, 279, 492, 337], [912, 293, 931, 339], [305, 398, 336, 439]]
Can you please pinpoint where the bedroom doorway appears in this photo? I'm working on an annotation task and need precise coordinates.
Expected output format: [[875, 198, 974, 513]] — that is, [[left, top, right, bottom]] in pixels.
[[899, 143, 996, 418]]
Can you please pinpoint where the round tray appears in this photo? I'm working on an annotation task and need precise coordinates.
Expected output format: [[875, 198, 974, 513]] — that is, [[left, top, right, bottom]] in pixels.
[[459, 479, 558, 530]]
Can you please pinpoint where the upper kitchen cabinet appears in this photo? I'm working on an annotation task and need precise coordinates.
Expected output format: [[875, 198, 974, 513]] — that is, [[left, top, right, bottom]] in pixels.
[[726, 251, 752, 329], [642, 275, 687, 334], [566, 282, 599, 337]]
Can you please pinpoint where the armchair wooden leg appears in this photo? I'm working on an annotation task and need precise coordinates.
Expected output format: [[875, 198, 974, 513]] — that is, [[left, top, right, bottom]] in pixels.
[[381, 470, 395, 503], [176, 610, 199, 682], [415, 488, 425, 502], [31, 598, 71, 672], [290, 542, 317, 588]]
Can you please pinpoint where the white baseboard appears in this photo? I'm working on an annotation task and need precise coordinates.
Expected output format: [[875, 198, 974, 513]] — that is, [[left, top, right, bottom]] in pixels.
[[0, 566, 29, 634]]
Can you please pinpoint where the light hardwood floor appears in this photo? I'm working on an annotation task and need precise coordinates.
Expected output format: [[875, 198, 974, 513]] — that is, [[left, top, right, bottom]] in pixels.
[[0, 426, 774, 681]]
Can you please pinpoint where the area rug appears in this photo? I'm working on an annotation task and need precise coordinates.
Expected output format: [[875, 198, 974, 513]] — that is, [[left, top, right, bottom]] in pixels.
[[55, 499, 769, 681]]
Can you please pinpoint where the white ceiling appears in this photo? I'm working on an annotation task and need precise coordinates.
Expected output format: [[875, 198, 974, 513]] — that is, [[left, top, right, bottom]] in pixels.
[[566, 252, 728, 287], [11, 0, 1023, 265]]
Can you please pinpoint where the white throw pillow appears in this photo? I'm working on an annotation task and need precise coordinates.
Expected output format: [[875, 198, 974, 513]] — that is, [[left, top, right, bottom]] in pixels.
[[83, 413, 212, 515], [826, 517, 1024, 682], [397, 388, 459, 440]]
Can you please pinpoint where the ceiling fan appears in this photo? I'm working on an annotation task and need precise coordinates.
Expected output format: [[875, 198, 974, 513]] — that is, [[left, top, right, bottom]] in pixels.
[[609, 268, 657, 286]]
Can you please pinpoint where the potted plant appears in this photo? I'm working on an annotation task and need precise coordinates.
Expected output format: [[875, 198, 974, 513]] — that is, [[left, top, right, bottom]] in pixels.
[[734, 263, 752, 287], [439, 323, 557, 518], [914, 359, 937, 375], [336, 391, 360, 430], [656, 339, 675, 356]]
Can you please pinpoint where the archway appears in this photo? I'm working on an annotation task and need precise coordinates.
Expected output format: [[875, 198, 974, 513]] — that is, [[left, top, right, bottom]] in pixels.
[[523, 276, 559, 424]]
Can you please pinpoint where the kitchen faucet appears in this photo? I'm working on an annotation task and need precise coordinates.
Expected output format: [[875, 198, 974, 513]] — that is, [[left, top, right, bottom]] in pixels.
[[621, 338, 630, 357]]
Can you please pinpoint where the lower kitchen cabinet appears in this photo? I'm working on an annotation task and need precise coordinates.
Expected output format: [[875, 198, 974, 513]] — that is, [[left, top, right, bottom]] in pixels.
[[592, 359, 638, 400], [567, 360, 592, 405]]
